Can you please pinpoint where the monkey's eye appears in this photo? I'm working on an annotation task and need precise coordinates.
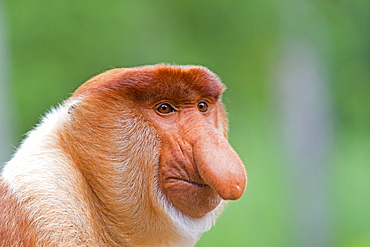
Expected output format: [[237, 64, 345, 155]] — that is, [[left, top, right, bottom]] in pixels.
[[157, 103, 176, 114], [197, 102, 209, 112]]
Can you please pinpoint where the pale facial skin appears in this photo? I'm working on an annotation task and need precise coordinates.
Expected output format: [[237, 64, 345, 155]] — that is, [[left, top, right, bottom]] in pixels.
[[144, 97, 246, 218]]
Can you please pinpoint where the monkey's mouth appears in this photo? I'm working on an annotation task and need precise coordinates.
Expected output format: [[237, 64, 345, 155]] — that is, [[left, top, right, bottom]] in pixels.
[[162, 176, 221, 218], [169, 177, 210, 188]]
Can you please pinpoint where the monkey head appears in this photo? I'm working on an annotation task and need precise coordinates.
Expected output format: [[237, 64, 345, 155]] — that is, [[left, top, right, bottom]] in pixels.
[[60, 64, 247, 245]]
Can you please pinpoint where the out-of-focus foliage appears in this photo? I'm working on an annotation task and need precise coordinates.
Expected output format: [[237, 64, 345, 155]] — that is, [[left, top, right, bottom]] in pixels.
[[2, 0, 369, 246]]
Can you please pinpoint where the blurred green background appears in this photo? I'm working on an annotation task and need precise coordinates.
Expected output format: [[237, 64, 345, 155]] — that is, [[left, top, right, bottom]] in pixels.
[[0, 0, 369, 246]]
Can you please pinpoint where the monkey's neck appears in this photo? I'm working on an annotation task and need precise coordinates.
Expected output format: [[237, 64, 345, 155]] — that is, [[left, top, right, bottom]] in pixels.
[[2, 107, 103, 245]]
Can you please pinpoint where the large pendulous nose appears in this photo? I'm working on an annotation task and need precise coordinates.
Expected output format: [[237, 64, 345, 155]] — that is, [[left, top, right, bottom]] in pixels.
[[193, 128, 247, 200]]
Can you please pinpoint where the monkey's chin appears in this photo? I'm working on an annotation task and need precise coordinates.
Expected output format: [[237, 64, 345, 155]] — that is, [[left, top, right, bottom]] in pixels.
[[163, 178, 222, 218]]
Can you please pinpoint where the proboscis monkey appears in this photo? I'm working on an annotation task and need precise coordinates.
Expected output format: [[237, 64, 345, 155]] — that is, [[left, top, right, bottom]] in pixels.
[[0, 64, 247, 247]]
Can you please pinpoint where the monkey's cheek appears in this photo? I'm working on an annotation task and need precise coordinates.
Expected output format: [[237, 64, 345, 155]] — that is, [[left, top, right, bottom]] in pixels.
[[163, 180, 221, 218]]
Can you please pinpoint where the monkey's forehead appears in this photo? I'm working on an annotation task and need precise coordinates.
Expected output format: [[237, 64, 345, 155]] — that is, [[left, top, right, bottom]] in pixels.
[[72, 64, 225, 103]]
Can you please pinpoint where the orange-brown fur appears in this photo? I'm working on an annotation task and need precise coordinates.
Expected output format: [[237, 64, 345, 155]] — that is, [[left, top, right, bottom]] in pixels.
[[0, 178, 37, 247], [58, 92, 178, 246], [0, 64, 246, 246]]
